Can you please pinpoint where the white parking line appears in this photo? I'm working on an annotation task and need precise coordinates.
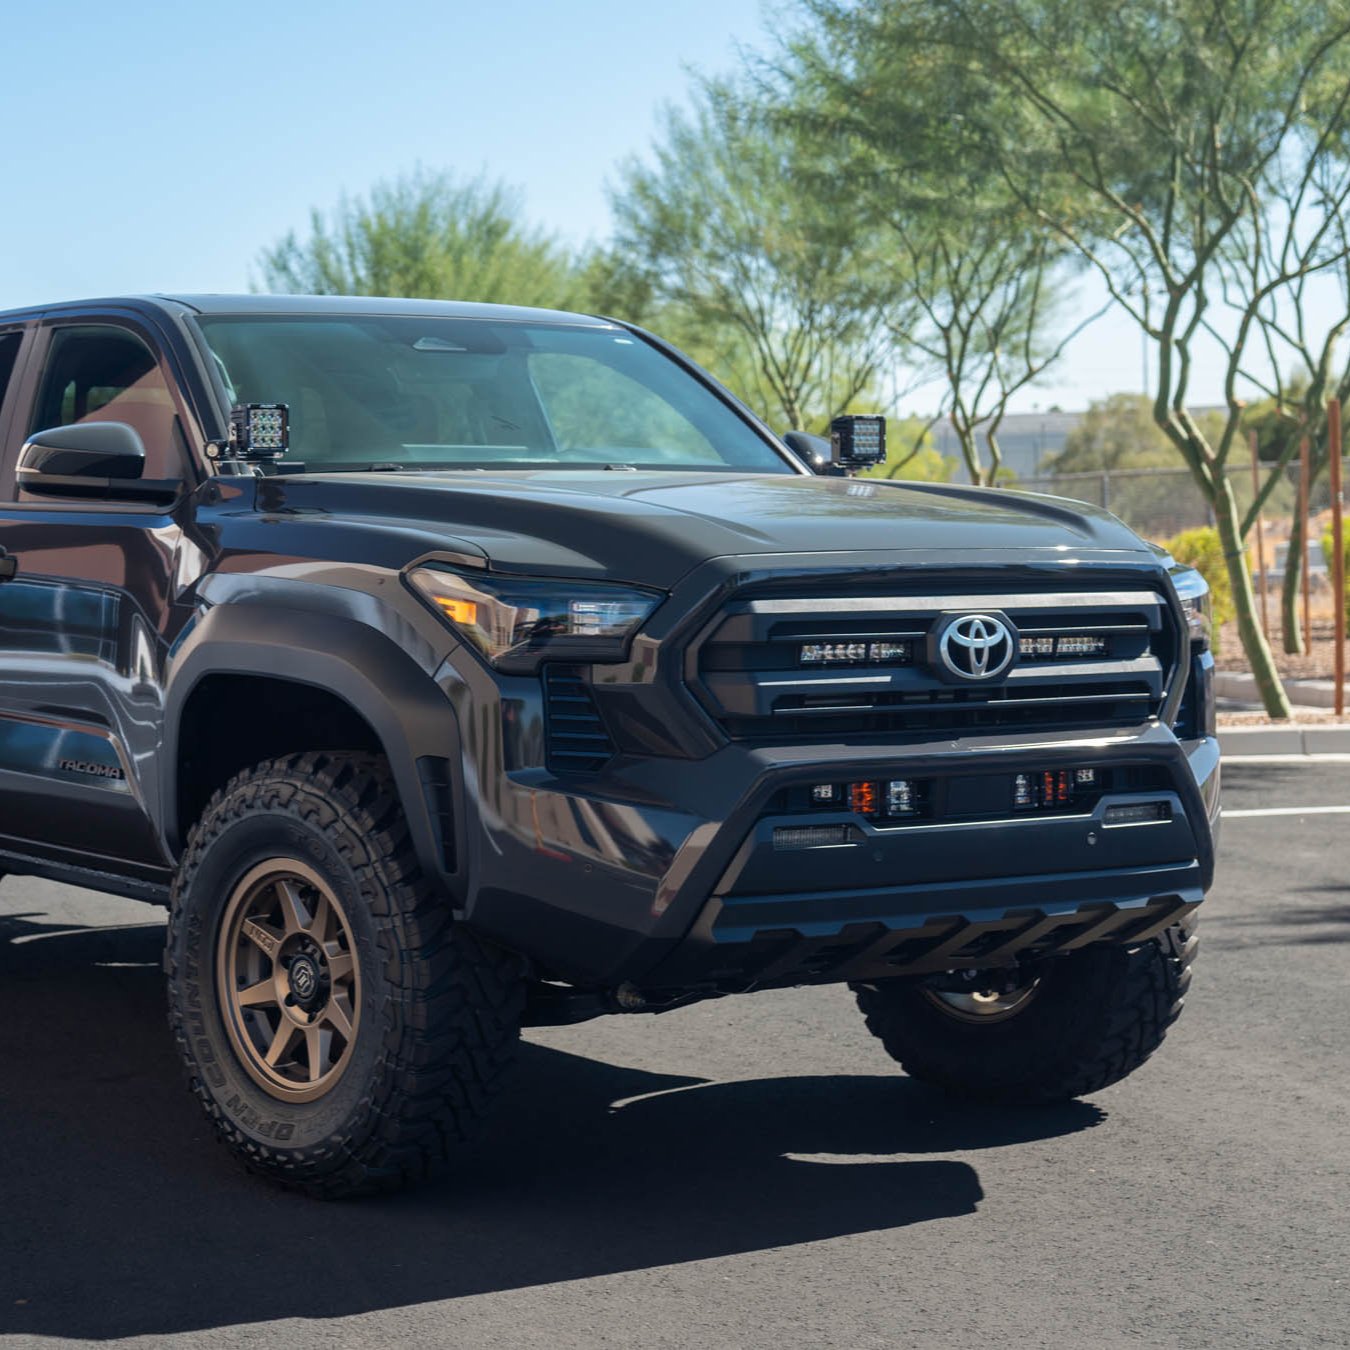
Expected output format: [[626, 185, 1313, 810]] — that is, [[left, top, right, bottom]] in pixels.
[[1223, 754, 1350, 765], [1224, 804, 1350, 818]]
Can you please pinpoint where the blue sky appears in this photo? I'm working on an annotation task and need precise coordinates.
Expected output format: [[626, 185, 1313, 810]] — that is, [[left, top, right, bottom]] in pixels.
[[0, 0, 1336, 415], [0, 0, 766, 299]]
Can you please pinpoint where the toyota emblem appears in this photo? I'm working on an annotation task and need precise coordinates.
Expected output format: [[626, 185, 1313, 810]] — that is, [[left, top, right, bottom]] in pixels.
[[937, 613, 1016, 681]]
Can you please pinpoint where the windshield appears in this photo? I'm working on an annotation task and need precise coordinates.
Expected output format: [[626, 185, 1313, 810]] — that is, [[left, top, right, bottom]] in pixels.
[[196, 315, 792, 473]]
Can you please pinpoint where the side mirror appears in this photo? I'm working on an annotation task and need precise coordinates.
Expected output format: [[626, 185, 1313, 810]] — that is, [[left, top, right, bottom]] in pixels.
[[781, 430, 833, 472], [17, 423, 180, 504], [783, 417, 888, 474]]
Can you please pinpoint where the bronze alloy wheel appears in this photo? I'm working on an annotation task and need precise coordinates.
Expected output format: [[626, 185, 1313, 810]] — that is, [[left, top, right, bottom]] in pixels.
[[921, 980, 1041, 1024], [216, 859, 362, 1104]]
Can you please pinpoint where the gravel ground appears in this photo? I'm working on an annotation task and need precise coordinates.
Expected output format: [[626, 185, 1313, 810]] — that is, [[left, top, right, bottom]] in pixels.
[[1216, 617, 1345, 681]]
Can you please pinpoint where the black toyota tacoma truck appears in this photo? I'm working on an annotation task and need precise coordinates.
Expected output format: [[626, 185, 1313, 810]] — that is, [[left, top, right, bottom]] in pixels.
[[0, 295, 1218, 1196]]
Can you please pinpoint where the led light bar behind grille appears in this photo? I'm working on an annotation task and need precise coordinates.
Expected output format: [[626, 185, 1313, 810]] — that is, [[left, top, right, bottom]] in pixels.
[[1019, 633, 1109, 659], [800, 640, 913, 666]]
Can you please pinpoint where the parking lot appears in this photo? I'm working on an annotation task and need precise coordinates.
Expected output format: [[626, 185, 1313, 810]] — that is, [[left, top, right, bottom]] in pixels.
[[1, 758, 1346, 1349]]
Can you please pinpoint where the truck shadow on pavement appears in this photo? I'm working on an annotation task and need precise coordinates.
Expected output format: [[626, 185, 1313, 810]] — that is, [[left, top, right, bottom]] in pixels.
[[1202, 886, 1350, 948], [0, 916, 1105, 1340]]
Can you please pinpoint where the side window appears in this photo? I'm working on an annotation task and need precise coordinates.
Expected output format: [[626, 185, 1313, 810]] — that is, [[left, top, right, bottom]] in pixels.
[[30, 326, 189, 480], [0, 331, 29, 492], [0, 332, 20, 410]]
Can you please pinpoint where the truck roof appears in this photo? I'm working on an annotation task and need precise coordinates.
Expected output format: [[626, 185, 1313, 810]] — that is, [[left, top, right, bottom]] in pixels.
[[0, 293, 617, 326]]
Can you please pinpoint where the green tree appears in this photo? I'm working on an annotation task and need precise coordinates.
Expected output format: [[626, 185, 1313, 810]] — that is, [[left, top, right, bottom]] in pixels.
[[1045, 395, 1234, 536], [1245, 277, 1350, 652], [791, 0, 1350, 715], [257, 169, 580, 308], [776, 14, 1103, 485], [609, 78, 896, 433], [859, 417, 958, 482], [1045, 395, 1182, 474], [899, 219, 1100, 486]]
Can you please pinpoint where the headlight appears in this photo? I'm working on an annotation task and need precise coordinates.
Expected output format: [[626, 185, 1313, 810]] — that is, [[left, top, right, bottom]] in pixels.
[[1171, 566, 1211, 649], [408, 564, 662, 672]]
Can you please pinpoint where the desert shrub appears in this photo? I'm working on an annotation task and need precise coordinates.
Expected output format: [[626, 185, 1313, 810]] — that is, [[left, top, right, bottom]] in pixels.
[[1323, 528, 1350, 622], [1167, 526, 1236, 644]]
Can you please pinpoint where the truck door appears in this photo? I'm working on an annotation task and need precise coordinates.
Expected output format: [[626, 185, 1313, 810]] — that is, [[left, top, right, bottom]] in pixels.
[[0, 317, 207, 889]]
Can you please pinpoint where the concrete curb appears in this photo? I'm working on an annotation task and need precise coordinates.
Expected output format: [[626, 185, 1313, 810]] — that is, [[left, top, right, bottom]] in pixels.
[[1219, 724, 1350, 756], [1214, 670, 1343, 710]]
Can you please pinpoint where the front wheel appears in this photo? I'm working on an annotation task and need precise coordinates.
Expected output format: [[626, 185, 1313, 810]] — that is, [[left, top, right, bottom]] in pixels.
[[851, 917, 1198, 1105], [165, 751, 524, 1197]]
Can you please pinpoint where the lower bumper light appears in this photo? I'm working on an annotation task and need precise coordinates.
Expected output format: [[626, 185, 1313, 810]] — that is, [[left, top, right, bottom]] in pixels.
[[1103, 801, 1171, 826], [1014, 768, 1097, 810], [774, 824, 856, 850]]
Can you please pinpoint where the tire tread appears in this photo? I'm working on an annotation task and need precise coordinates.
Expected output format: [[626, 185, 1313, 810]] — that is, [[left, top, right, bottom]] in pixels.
[[854, 916, 1199, 1105], [165, 751, 523, 1198]]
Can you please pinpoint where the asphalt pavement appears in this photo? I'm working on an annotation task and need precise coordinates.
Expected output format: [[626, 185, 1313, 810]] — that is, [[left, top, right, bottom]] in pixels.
[[1, 759, 1347, 1349]]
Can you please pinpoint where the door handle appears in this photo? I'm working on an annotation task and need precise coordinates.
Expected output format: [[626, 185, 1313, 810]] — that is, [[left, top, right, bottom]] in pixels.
[[0, 548, 16, 582]]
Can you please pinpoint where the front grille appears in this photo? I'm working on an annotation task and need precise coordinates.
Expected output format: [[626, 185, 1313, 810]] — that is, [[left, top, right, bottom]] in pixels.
[[692, 585, 1177, 742], [542, 664, 616, 772]]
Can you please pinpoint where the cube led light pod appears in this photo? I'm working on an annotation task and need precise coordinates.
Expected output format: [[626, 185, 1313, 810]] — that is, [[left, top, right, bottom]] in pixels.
[[1013, 767, 1098, 810], [228, 403, 289, 459], [829, 414, 887, 469]]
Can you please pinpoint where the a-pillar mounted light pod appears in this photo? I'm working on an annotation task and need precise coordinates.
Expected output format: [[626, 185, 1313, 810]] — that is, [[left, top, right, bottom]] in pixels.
[[830, 414, 887, 470], [228, 403, 289, 460]]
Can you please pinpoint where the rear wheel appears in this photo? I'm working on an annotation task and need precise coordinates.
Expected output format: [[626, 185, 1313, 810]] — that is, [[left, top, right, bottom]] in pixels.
[[165, 751, 524, 1197], [851, 917, 1198, 1104]]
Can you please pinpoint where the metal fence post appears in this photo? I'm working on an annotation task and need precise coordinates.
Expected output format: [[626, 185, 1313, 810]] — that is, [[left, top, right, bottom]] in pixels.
[[1329, 401, 1345, 717], [1300, 437, 1312, 650], [1249, 429, 1270, 638]]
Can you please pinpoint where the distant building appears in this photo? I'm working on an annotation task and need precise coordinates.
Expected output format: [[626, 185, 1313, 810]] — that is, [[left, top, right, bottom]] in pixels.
[[929, 405, 1226, 481], [930, 410, 1083, 480]]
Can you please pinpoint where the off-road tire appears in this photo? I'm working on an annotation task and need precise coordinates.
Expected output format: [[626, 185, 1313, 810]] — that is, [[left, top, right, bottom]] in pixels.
[[852, 917, 1198, 1104], [165, 751, 524, 1197]]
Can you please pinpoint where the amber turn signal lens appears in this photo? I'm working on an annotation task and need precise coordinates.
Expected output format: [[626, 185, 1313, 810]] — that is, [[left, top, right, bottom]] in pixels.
[[434, 596, 479, 625]]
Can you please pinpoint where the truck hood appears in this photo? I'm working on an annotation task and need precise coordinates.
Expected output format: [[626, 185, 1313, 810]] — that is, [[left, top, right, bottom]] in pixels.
[[255, 470, 1152, 588]]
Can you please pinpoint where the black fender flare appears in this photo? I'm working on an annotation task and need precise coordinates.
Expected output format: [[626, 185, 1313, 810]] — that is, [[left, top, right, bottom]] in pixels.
[[161, 603, 465, 901]]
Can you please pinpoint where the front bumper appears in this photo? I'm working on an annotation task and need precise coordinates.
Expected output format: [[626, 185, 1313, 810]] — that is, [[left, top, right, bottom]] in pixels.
[[457, 720, 1220, 991]]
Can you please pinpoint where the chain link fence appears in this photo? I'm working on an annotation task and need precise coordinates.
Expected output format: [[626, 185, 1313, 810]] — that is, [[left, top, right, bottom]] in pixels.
[[1017, 461, 1347, 550]]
